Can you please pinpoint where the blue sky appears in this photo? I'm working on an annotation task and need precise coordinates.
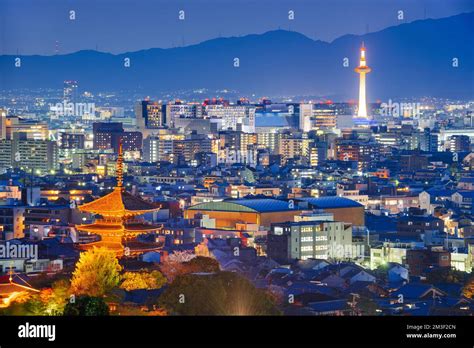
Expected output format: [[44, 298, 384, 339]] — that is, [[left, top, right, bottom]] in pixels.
[[1, 0, 473, 55]]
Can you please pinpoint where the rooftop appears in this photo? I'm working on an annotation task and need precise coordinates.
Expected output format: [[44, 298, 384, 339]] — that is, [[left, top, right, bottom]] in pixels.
[[187, 199, 299, 213], [79, 188, 160, 218], [299, 196, 364, 209]]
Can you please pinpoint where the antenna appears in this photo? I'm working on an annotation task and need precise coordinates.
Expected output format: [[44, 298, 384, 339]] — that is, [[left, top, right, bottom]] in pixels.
[[116, 139, 124, 189], [9, 261, 13, 282]]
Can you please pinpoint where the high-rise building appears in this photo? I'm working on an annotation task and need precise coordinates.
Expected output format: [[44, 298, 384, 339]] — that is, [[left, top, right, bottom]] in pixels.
[[278, 136, 310, 165], [313, 105, 337, 130], [354, 43, 371, 120], [93, 122, 141, 152], [450, 135, 471, 152], [268, 219, 353, 263], [142, 133, 186, 163], [0, 109, 6, 140], [12, 139, 59, 174], [93, 122, 124, 150], [114, 132, 143, 153], [309, 142, 328, 167], [63, 80, 78, 103], [59, 132, 85, 149], [419, 128, 439, 152], [205, 105, 255, 133], [336, 138, 378, 170], [143, 136, 160, 163], [299, 103, 312, 132], [165, 102, 203, 127], [135, 100, 165, 130], [5, 117, 48, 141], [257, 131, 280, 154]]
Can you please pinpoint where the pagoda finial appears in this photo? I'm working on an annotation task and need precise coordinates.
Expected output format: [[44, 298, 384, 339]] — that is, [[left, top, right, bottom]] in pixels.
[[116, 139, 123, 188], [9, 261, 13, 282]]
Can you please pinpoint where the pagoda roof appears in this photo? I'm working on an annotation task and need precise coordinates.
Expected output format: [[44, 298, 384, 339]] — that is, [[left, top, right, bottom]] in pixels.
[[79, 187, 160, 217]]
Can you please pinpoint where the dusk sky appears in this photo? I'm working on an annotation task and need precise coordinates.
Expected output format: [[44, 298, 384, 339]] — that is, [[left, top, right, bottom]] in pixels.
[[1, 0, 473, 55]]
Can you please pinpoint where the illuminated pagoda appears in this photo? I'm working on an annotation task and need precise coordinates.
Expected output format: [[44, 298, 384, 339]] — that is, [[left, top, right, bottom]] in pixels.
[[76, 142, 162, 255]]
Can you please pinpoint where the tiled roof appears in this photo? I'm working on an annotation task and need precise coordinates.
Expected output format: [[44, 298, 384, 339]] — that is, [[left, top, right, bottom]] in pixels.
[[307, 299, 350, 312], [300, 196, 363, 208], [188, 199, 298, 213]]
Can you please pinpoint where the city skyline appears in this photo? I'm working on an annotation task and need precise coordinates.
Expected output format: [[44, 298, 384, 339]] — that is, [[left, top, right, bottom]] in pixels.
[[0, 1, 473, 343], [1, 11, 473, 100]]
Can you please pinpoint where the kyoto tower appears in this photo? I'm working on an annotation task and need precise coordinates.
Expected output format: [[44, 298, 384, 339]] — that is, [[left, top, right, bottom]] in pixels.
[[354, 43, 371, 119]]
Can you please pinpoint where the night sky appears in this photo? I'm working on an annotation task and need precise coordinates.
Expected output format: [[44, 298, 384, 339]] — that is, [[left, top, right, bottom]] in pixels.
[[1, 0, 473, 55]]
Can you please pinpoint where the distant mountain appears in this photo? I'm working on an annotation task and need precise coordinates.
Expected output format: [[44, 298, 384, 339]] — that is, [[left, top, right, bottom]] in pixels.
[[1, 12, 473, 99]]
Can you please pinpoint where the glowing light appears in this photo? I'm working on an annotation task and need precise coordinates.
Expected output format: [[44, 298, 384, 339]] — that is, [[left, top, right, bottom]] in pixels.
[[354, 43, 372, 119]]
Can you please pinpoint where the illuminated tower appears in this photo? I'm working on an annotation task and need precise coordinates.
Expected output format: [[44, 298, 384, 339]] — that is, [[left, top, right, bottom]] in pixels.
[[354, 43, 371, 119], [76, 141, 163, 256]]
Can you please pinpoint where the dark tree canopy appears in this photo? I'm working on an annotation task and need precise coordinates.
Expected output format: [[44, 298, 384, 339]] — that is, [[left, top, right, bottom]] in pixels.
[[185, 256, 220, 273], [158, 271, 280, 316], [63, 296, 110, 316]]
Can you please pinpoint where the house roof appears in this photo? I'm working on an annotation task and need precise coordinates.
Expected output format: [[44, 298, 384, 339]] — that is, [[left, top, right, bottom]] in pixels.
[[307, 299, 350, 312], [455, 191, 474, 198], [300, 197, 363, 209], [425, 188, 456, 197], [187, 199, 299, 213], [392, 283, 446, 299], [459, 177, 474, 183], [79, 188, 160, 217]]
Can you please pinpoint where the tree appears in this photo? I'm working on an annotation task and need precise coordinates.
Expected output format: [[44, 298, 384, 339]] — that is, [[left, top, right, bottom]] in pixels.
[[63, 296, 109, 316], [42, 279, 71, 315], [160, 256, 220, 282], [167, 250, 196, 263], [373, 265, 389, 283], [70, 247, 122, 297], [355, 296, 379, 315], [462, 277, 474, 299], [120, 270, 167, 291], [0, 278, 71, 316], [159, 259, 187, 282], [160, 251, 198, 282], [185, 256, 220, 273], [425, 267, 468, 284], [158, 271, 281, 315]]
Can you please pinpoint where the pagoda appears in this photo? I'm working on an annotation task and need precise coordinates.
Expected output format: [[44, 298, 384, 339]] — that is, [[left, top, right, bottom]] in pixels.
[[76, 142, 162, 255]]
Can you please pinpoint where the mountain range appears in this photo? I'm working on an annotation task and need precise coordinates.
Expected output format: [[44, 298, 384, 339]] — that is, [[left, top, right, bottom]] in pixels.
[[1, 12, 473, 99]]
